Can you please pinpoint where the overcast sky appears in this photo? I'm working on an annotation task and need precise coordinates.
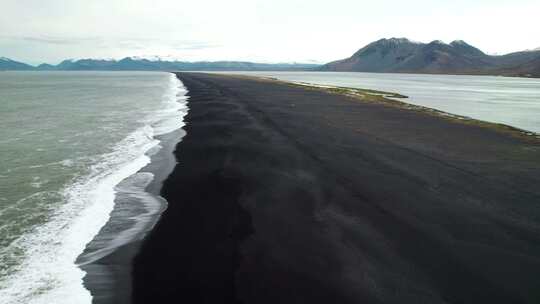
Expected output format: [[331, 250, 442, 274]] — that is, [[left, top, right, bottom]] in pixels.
[[2, 0, 539, 65]]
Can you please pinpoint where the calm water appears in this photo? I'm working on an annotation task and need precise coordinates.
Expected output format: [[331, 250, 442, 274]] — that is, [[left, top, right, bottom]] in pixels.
[[220, 72, 540, 134], [0, 71, 187, 303]]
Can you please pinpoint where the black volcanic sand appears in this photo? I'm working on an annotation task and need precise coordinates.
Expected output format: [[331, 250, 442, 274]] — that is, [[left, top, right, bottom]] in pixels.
[[132, 72, 540, 304]]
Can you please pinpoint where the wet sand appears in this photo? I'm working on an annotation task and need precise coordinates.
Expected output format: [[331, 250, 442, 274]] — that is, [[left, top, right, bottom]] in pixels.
[[81, 129, 183, 304], [132, 72, 540, 303]]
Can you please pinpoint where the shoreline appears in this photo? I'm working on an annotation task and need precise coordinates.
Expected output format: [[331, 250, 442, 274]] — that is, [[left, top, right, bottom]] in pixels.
[[130, 72, 540, 303], [2, 70, 539, 79], [80, 129, 183, 304], [79, 73, 188, 304], [228, 74, 540, 141]]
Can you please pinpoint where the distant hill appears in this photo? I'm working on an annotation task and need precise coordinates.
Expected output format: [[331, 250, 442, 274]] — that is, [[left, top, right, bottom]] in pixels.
[[23, 58, 319, 72], [321, 38, 540, 77], [51, 58, 321, 71], [0, 57, 319, 71], [0, 57, 35, 70], [36, 63, 57, 70]]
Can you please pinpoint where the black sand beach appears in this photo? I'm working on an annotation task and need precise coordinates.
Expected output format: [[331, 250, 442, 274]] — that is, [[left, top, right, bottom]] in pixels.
[[130, 72, 540, 304]]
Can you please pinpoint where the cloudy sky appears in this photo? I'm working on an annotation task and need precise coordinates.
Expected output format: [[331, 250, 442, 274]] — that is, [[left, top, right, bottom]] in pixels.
[[2, 0, 539, 65]]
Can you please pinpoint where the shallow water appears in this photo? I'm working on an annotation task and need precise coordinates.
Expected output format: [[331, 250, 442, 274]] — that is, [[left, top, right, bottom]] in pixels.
[[0, 71, 187, 303], [218, 71, 540, 133]]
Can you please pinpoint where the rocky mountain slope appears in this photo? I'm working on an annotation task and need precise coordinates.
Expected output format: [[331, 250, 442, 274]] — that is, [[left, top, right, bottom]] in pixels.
[[322, 38, 540, 77]]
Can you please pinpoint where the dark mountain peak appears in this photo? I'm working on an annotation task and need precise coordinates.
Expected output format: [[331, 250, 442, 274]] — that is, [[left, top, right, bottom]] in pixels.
[[116, 57, 154, 64], [55, 58, 117, 70], [423, 41, 451, 53], [368, 37, 421, 49], [422, 40, 486, 57], [322, 38, 426, 72], [376, 37, 415, 45], [450, 40, 468, 46], [354, 37, 421, 58], [0, 57, 35, 70], [57, 59, 75, 67], [428, 40, 447, 46], [77, 58, 114, 64], [450, 40, 486, 56]]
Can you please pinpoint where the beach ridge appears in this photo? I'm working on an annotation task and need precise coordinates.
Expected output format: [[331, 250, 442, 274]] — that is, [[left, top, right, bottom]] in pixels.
[[222, 74, 540, 141], [128, 72, 540, 304]]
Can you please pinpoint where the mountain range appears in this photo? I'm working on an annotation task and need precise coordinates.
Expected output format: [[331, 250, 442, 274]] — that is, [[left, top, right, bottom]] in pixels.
[[0, 57, 35, 70], [2, 38, 540, 77], [0, 57, 319, 72], [321, 38, 540, 77]]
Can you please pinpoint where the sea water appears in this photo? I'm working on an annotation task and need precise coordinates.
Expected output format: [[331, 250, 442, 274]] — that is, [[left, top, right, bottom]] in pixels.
[[0, 71, 188, 303]]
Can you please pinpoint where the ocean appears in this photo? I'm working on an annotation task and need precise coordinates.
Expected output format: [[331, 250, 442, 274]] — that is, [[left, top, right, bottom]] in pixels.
[[220, 72, 540, 134], [0, 71, 188, 303]]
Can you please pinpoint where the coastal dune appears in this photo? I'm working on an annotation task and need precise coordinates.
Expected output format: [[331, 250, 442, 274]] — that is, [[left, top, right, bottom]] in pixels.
[[132, 72, 540, 303]]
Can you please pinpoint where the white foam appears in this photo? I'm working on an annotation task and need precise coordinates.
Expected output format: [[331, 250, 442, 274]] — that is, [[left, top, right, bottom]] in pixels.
[[76, 171, 166, 265], [0, 73, 189, 304], [150, 75, 188, 136]]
